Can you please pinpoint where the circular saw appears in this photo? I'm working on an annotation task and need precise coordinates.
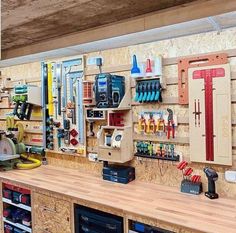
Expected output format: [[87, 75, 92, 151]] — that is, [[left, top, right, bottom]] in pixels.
[[0, 138, 20, 161]]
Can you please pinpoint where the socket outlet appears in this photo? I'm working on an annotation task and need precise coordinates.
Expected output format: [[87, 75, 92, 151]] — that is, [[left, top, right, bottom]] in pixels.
[[87, 56, 103, 66], [225, 170, 236, 183], [88, 153, 98, 162]]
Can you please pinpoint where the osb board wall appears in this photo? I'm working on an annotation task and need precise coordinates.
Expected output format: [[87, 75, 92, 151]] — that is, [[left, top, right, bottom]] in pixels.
[[0, 62, 43, 147], [2, 27, 236, 198]]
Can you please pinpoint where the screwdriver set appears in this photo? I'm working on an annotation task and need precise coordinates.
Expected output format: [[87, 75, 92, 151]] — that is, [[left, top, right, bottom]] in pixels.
[[135, 141, 180, 162], [134, 79, 162, 103]]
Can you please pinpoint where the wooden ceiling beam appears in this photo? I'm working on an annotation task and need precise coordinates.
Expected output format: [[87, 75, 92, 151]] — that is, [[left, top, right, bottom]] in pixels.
[[2, 0, 236, 60]]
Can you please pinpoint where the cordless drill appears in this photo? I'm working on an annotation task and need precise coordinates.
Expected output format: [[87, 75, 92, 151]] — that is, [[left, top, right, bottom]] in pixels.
[[204, 167, 219, 199]]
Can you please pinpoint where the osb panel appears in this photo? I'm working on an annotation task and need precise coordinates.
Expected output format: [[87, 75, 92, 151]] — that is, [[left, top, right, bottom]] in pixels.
[[33, 192, 71, 233], [47, 152, 102, 175], [1, 62, 41, 81]]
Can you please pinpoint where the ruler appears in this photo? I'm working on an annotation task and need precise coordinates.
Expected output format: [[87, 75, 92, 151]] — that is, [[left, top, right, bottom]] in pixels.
[[193, 68, 225, 161]]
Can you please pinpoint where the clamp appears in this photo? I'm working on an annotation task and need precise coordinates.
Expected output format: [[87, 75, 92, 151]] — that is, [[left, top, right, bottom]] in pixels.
[[147, 113, 156, 134], [166, 108, 175, 139], [138, 115, 147, 133]]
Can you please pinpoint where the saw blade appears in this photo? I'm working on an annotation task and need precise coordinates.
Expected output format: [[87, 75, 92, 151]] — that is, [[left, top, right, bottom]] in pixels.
[[0, 138, 16, 155]]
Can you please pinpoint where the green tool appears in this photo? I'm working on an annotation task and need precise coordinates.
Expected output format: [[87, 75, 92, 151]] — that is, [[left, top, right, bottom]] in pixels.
[[147, 142, 153, 156]]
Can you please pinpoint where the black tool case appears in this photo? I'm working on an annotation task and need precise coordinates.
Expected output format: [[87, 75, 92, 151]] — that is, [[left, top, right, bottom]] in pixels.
[[103, 173, 135, 184], [103, 165, 135, 177], [103, 165, 135, 184], [75, 205, 123, 233]]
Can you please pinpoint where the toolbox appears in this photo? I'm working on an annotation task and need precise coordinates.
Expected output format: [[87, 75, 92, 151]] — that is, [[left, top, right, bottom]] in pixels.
[[103, 165, 135, 177], [103, 173, 135, 184], [103, 165, 135, 184], [75, 205, 123, 233]]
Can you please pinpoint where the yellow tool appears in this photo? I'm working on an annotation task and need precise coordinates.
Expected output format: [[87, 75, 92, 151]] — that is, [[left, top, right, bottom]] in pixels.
[[147, 114, 156, 134], [157, 118, 165, 134], [138, 115, 147, 133], [47, 63, 54, 116], [6, 116, 14, 129], [6, 117, 24, 142]]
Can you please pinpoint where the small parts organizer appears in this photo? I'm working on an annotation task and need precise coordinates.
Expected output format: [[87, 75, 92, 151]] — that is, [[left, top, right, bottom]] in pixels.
[[2, 183, 32, 233]]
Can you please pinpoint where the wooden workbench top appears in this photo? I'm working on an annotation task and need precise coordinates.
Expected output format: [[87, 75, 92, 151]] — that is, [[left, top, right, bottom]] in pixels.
[[0, 165, 236, 233]]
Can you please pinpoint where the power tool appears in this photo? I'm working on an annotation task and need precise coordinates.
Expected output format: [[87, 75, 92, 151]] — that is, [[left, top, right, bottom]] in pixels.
[[204, 167, 219, 199], [94, 73, 125, 108]]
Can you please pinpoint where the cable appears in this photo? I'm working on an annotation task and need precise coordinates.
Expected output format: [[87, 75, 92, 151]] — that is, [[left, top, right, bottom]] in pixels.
[[16, 154, 41, 170]]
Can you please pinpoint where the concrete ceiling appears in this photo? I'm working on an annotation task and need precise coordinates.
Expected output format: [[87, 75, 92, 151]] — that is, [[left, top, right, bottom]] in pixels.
[[2, 0, 199, 51]]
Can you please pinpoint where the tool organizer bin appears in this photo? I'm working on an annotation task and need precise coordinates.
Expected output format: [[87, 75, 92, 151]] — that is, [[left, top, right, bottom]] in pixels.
[[129, 221, 174, 233], [97, 125, 133, 163], [75, 204, 123, 233], [2, 183, 32, 233]]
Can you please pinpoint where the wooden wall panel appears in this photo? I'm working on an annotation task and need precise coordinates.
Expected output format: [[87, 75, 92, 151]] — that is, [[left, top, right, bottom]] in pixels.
[[1, 27, 236, 199], [33, 192, 71, 233]]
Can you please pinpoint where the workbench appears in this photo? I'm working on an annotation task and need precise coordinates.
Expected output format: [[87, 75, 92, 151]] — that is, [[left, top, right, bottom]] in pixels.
[[0, 166, 236, 233]]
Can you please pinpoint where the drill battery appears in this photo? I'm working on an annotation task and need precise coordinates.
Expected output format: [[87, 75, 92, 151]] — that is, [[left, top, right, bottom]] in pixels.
[[94, 73, 125, 108]]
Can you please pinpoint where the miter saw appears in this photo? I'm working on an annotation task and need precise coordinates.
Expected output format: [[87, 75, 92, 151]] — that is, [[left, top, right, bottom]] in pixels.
[[0, 133, 25, 171], [0, 117, 41, 171]]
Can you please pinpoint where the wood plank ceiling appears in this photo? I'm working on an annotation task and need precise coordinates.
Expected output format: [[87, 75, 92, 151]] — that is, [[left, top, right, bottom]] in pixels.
[[2, 0, 199, 51]]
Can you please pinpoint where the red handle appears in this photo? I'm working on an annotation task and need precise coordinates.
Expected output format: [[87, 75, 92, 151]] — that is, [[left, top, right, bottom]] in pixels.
[[177, 161, 188, 170]]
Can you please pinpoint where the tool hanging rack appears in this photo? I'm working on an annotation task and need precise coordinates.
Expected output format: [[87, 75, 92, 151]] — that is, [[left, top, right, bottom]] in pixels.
[[0, 70, 44, 161], [42, 56, 87, 158], [85, 50, 236, 168]]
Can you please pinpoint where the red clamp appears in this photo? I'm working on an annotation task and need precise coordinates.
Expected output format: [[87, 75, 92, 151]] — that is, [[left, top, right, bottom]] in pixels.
[[165, 108, 175, 139]]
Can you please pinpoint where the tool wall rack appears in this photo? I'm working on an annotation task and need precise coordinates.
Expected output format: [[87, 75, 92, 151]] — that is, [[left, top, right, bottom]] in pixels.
[[0, 74, 44, 158], [42, 56, 87, 158], [83, 50, 236, 167], [94, 76, 133, 163]]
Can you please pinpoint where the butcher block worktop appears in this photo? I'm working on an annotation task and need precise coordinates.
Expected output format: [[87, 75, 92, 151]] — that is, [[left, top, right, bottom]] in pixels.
[[0, 165, 236, 233]]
